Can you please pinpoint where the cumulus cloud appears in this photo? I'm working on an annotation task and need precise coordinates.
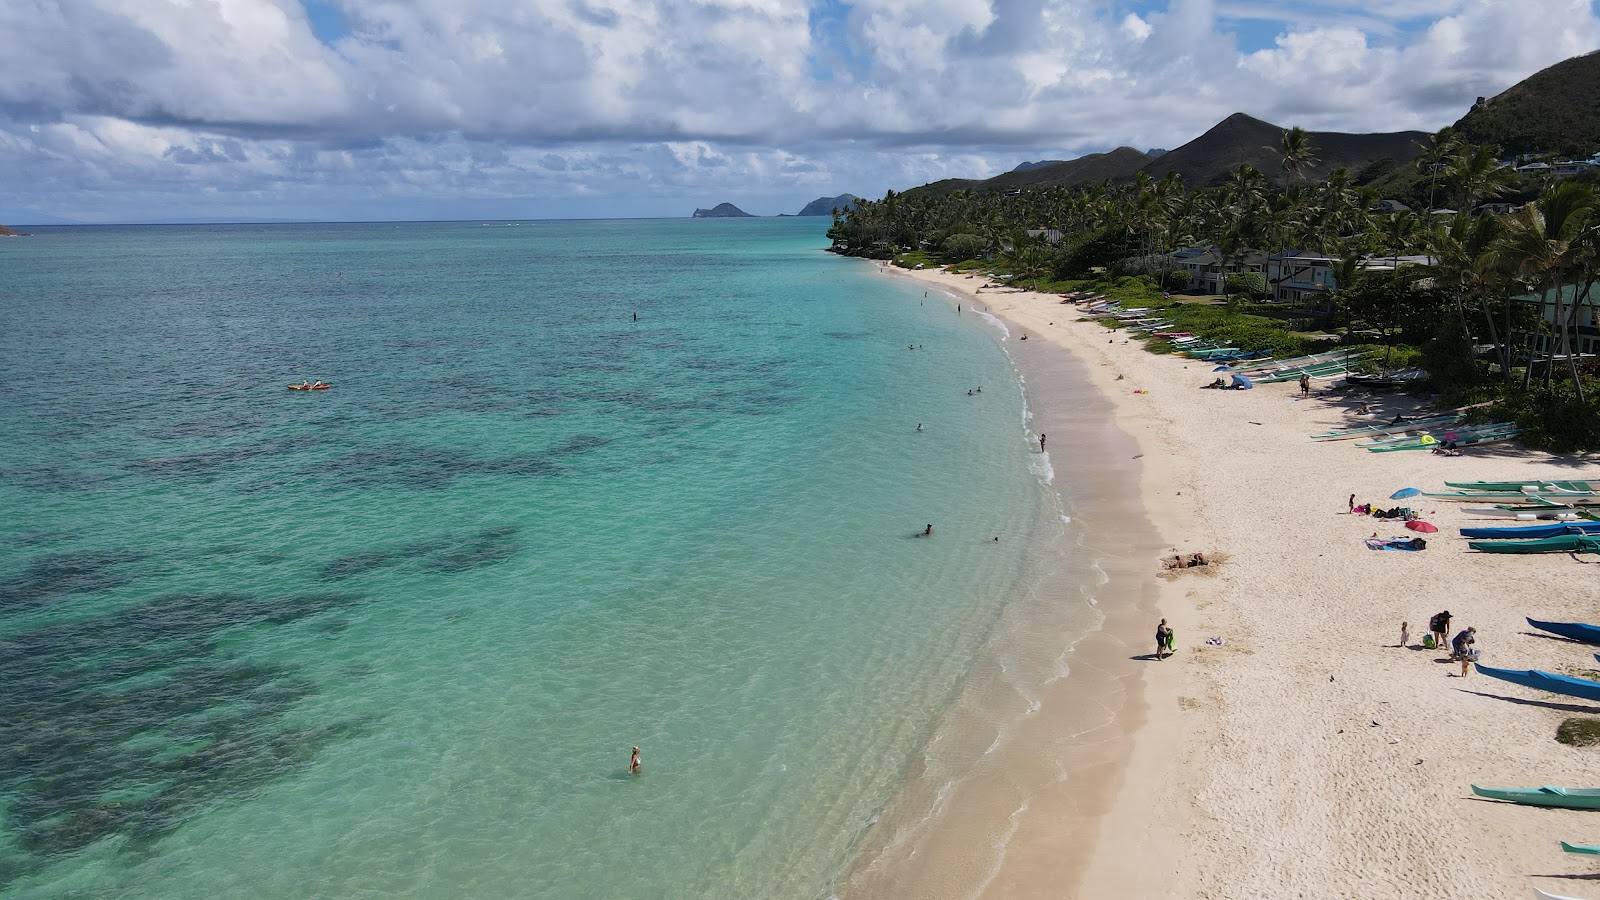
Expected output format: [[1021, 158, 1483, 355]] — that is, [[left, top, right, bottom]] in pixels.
[[0, 0, 1596, 221]]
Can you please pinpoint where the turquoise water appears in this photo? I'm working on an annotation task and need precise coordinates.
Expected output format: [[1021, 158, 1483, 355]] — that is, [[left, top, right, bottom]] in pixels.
[[0, 219, 1052, 897]]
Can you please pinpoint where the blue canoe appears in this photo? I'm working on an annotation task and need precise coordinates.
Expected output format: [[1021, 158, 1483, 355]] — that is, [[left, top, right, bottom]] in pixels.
[[1477, 663, 1600, 703], [1462, 522, 1600, 540], [1526, 618, 1600, 646]]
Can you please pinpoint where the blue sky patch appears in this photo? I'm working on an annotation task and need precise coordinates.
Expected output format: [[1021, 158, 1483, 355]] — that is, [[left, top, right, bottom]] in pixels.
[[301, 0, 348, 46]]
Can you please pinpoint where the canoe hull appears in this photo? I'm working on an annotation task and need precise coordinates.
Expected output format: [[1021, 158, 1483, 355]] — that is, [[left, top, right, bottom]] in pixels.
[[1526, 619, 1600, 646], [1462, 523, 1600, 539], [1477, 664, 1600, 703], [1471, 784, 1600, 810], [1469, 535, 1600, 554]]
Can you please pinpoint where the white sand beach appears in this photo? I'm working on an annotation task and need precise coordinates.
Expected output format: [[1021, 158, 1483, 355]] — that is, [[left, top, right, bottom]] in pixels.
[[858, 265, 1600, 899]]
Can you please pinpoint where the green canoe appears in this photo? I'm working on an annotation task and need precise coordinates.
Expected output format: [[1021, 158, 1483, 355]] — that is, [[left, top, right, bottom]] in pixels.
[[1468, 535, 1600, 554], [1561, 841, 1600, 854], [1472, 785, 1600, 809]]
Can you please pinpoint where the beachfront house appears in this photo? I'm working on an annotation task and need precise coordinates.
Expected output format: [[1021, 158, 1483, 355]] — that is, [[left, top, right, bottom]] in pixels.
[[1265, 250, 1339, 308], [1167, 246, 1266, 295], [1553, 157, 1599, 177]]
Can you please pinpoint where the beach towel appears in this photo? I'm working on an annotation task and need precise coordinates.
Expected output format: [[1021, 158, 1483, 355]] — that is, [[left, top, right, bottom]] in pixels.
[[1365, 537, 1426, 551]]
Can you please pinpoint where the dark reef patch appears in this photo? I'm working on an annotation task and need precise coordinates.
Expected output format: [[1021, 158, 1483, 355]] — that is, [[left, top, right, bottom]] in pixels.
[[326, 444, 562, 489], [423, 526, 523, 573], [0, 590, 371, 881], [0, 550, 149, 613]]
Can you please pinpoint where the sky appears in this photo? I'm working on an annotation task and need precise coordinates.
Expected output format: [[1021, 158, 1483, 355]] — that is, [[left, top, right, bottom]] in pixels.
[[1, 0, 1597, 223]]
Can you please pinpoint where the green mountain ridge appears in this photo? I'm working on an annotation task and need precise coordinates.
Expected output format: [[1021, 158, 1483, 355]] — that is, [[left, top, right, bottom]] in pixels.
[[1453, 49, 1600, 158], [898, 49, 1600, 198]]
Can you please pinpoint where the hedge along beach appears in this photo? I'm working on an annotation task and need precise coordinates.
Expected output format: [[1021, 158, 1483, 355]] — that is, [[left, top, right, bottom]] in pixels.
[[858, 262, 1600, 899]]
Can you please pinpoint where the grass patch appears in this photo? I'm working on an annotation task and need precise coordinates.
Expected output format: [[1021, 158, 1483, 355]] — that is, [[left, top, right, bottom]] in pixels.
[[1557, 718, 1600, 747]]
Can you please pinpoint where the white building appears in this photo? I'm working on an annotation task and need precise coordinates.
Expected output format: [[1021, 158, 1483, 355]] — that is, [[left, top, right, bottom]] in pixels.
[[1167, 246, 1266, 295]]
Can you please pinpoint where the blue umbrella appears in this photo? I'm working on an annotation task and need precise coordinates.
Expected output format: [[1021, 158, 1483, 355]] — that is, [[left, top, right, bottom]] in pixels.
[[1212, 365, 1231, 372], [1390, 487, 1421, 499]]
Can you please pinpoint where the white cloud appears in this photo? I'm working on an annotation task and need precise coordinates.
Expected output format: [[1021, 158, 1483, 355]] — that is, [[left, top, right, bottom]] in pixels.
[[0, 0, 1597, 221]]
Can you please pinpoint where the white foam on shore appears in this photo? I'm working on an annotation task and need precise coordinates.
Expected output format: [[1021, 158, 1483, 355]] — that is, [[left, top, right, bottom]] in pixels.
[[973, 308, 1009, 339], [1032, 450, 1054, 485]]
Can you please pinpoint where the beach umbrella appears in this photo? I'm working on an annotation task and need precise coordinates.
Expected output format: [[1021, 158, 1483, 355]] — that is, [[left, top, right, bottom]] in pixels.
[[1406, 521, 1439, 533], [1390, 487, 1421, 499], [1212, 365, 1231, 372], [1230, 374, 1253, 390], [1444, 432, 1459, 442]]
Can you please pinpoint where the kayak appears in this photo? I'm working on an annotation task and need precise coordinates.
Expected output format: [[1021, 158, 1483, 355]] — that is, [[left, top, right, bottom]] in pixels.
[[288, 384, 331, 391], [1561, 841, 1600, 855], [1526, 618, 1600, 645]]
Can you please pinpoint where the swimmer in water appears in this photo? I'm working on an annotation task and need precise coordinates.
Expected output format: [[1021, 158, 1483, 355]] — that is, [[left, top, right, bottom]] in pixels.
[[629, 746, 641, 774]]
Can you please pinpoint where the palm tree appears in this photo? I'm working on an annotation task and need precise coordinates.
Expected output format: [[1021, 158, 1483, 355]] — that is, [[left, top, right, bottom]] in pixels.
[[1278, 126, 1319, 181], [1414, 128, 1461, 222], [1448, 144, 1517, 216], [1489, 181, 1597, 395]]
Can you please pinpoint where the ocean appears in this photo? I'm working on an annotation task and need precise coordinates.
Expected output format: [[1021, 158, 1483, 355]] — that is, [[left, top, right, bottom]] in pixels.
[[0, 219, 1068, 897]]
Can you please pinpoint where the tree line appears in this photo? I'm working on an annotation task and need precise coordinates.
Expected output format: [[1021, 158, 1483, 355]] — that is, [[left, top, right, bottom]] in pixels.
[[828, 128, 1600, 447]]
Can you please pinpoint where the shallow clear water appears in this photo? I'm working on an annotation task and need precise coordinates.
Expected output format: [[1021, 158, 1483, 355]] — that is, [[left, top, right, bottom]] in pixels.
[[0, 219, 1051, 897]]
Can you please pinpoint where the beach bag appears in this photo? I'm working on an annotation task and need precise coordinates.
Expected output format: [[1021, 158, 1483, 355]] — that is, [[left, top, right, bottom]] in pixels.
[[1429, 613, 1446, 633], [1422, 634, 1437, 649]]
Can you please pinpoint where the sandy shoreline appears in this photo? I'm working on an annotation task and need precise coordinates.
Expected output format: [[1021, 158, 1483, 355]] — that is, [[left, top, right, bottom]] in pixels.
[[851, 264, 1600, 899]]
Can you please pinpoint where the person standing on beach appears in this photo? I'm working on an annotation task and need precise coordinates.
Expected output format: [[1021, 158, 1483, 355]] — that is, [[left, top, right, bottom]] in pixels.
[[629, 746, 642, 774], [1348, 493, 1356, 513], [1299, 373, 1310, 397], [1156, 619, 1174, 660], [1399, 621, 1410, 647], [1039, 433, 1046, 453], [1429, 611, 1451, 652]]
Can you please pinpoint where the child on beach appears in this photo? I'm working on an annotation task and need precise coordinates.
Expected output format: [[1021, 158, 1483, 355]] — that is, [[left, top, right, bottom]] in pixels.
[[1399, 622, 1410, 647]]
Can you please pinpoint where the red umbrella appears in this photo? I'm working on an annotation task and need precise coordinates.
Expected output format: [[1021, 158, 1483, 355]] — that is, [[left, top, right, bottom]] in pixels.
[[1406, 521, 1439, 533]]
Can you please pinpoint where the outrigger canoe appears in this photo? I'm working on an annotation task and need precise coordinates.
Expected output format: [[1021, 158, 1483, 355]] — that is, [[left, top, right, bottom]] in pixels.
[[1561, 841, 1600, 854], [1310, 414, 1464, 442], [288, 383, 331, 391], [1476, 664, 1600, 704], [1471, 784, 1600, 810], [1468, 535, 1600, 554], [1461, 522, 1600, 539], [1526, 619, 1600, 645], [1448, 480, 1600, 493], [1460, 507, 1589, 521]]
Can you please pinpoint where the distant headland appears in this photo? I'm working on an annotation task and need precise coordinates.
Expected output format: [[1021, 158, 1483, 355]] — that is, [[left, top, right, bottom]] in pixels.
[[795, 194, 860, 216], [692, 203, 754, 218]]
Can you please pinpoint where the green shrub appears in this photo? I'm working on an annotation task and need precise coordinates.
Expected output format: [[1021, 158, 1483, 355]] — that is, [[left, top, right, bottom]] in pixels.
[[1487, 385, 1600, 453], [1225, 272, 1268, 300], [1557, 718, 1600, 747], [942, 233, 988, 261]]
